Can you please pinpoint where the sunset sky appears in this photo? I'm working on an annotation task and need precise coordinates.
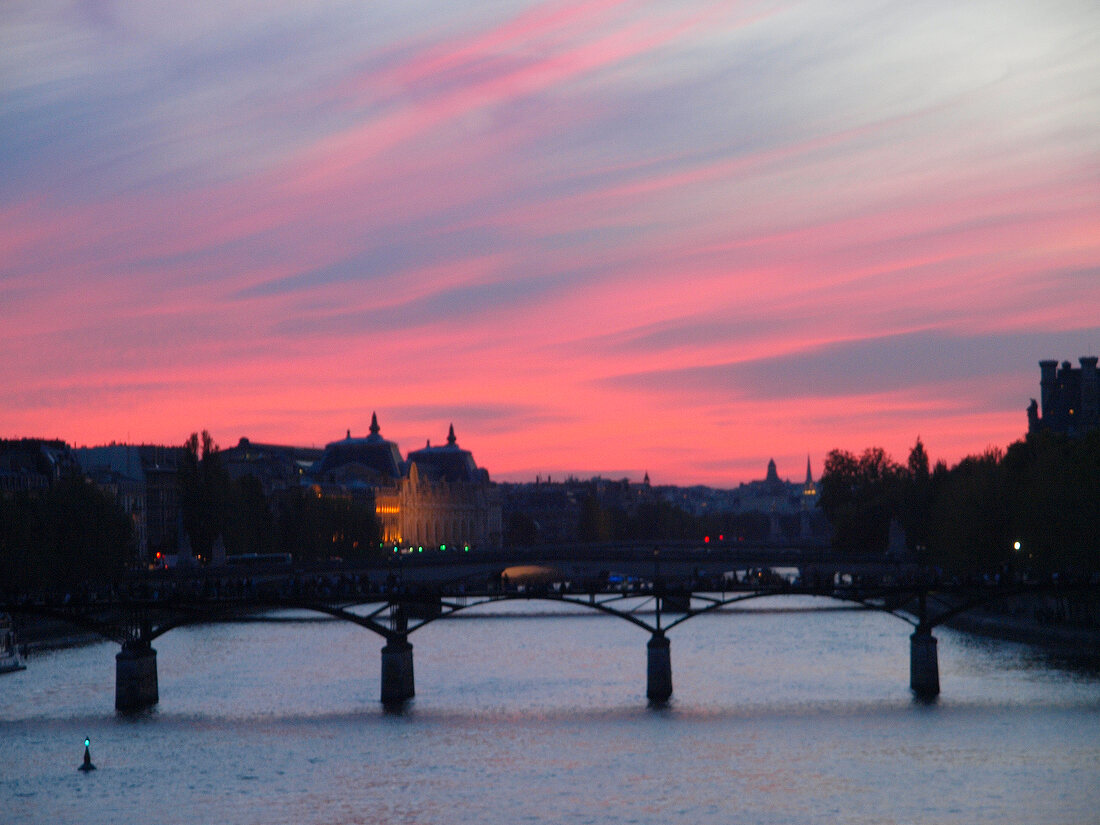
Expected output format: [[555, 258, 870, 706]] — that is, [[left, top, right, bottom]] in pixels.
[[2, 0, 1098, 486]]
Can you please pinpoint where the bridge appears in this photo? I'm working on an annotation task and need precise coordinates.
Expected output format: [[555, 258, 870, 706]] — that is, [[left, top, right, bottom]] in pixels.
[[3, 543, 1093, 711]]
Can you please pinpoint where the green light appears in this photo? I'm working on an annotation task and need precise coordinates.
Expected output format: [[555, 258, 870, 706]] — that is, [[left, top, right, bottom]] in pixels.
[[440, 544, 446, 551], [464, 545, 469, 552], [84, 738, 90, 747], [418, 546, 423, 553]]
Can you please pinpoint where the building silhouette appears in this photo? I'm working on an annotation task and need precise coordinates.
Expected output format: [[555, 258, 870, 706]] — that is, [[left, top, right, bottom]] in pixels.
[[73, 444, 184, 561], [1028, 357, 1099, 436], [222, 439, 322, 497], [729, 457, 822, 542], [0, 439, 79, 494]]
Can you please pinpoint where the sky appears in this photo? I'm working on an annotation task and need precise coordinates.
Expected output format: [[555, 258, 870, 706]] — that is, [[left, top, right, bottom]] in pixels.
[[2, 0, 1098, 486]]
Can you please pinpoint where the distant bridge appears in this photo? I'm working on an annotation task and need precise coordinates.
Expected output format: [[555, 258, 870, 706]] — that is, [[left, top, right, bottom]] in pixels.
[[3, 543, 1095, 710]]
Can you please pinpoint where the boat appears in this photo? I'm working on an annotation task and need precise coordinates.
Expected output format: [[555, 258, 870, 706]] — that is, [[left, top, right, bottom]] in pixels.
[[0, 614, 26, 673]]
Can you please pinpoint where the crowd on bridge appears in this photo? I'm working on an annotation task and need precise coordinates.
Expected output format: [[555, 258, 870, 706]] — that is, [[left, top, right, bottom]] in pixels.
[[2, 560, 1094, 615]]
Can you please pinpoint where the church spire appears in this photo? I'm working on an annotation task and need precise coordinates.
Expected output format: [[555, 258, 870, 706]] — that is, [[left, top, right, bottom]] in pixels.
[[369, 412, 380, 436], [447, 423, 456, 446], [805, 454, 813, 485]]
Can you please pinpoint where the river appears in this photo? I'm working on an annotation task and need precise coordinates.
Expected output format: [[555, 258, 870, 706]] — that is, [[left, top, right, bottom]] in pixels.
[[2, 596, 1099, 824]]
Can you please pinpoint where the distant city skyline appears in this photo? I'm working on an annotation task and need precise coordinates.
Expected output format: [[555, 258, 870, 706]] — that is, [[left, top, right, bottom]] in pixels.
[[2, 1, 1098, 486]]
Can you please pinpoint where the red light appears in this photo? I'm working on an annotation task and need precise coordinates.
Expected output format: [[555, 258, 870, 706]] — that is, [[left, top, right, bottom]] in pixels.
[[719, 534, 724, 541], [704, 536, 710, 543]]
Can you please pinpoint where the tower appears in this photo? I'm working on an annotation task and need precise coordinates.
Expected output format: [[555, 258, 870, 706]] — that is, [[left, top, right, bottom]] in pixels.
[[1039, 360, 1059, 420], [1081, 356, 1098, 428], [800, 455, 817, 539]]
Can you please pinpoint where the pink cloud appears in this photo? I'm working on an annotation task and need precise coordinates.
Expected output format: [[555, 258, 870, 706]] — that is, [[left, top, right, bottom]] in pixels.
[[3, 1, 1098, 484]]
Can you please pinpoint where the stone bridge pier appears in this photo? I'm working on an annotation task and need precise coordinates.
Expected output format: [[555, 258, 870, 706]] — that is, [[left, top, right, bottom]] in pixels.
[[116, 641, 159, 711], [909, 627, 939, 698], [646, 633, 672, 703], [381, 637, 415, 705]]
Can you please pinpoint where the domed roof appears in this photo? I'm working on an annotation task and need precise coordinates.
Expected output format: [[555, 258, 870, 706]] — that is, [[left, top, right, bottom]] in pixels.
[[761, 458, 785, 494], [405, 424, 488, 483], [311, 413, 404, 481]]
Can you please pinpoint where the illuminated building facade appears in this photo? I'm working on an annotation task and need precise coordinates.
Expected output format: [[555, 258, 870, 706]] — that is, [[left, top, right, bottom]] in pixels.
[[308, 415, 502, 549]]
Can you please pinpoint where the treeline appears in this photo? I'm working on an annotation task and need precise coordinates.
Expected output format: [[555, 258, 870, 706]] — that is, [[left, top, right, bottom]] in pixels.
[[181, 431, 381, 564], [1, 432, 384, 591], [819, 431, 1100, 574], [0, 475, 135, 590]]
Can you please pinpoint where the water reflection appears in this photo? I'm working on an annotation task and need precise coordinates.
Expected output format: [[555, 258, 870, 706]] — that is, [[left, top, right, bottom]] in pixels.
[[2, 601, 1098, 825]]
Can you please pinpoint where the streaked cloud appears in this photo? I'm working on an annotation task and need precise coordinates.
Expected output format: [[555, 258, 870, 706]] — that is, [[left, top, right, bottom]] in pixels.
[[603, 327, 1100, 401], [1, 0, 1098, 484]]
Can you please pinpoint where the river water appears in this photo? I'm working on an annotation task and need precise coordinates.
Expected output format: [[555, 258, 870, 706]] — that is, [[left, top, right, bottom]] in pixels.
[[2, 596, 1099, 824]]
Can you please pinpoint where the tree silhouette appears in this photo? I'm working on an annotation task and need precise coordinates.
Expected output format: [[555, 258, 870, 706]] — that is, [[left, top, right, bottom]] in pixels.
[[818, 447, 904, 554], [179, 431, 230, 560], [0, 475, 134, 591]]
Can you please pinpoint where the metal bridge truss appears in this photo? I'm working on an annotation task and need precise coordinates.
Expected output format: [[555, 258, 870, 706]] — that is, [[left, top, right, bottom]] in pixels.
[[5, 579, 1087, 649]]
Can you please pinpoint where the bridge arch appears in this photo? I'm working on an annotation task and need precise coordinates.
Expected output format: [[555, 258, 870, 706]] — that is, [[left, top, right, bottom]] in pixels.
[[397, 591, 658, 637], [144, 600, 399, 643], [658, 589, 923, 633]]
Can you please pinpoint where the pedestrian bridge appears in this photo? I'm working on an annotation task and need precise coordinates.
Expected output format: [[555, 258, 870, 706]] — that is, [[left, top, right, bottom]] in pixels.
[[3, 549, 1093, 711]]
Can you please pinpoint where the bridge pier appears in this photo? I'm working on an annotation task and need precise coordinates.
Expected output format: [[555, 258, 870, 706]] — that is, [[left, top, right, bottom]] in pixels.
[[909, 628, 939, 698], [381, 637, 415, 705], [646, 633, 672, 703], [115, 642, 158, 711]]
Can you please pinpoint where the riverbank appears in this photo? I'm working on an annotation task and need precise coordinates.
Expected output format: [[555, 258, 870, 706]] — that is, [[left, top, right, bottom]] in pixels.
[[936, 589, 1100, 658], [947, 610, 1100, 654], [12, 616, 101, 654]]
